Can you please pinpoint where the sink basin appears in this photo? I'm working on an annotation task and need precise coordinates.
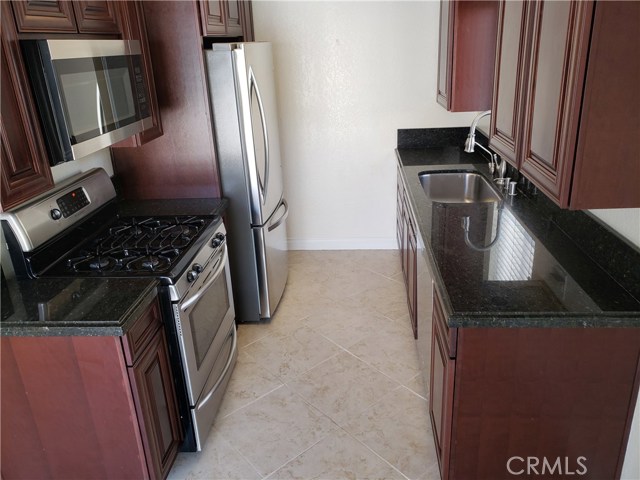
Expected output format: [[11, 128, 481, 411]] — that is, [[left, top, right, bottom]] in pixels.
[[418, 171, 502, 203]]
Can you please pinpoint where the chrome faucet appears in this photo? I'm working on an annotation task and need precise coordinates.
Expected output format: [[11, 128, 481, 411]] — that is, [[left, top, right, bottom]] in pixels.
[[464, 110, 506, 178]]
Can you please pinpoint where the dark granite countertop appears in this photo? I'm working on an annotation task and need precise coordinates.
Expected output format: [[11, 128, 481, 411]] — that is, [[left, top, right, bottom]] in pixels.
[[1, 197, 228, 337], [1, 275, 158, 336], [396, 129, 640, 328]]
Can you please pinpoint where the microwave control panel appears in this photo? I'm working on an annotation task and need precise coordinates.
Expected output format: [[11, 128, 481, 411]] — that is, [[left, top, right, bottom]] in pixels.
[[55, 188, 90, 218]]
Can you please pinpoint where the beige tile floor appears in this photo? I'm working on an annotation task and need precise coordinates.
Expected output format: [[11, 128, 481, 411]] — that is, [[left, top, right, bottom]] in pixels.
[[168, 250, 440, 480]]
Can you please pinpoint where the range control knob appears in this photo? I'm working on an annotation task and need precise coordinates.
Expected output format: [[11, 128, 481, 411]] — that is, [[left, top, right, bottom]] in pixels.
[[211, 233, 225, 248], [50, 209, 62, 220], [192, 263, 203, 273], [187, 270, 198, 283]]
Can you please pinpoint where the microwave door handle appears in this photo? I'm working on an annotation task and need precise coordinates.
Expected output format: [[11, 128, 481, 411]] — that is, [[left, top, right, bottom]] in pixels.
[[181, 245, 228, 312], [96, 84, 104, 134], [249, 68, 269, 204]]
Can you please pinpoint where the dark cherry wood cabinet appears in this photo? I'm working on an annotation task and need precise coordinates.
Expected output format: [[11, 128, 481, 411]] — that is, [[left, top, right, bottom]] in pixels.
[[10, 0, 78, 33], [111, 0, 254, 200], [0, 297, 182, 480], [490, 0, 640, 209], [1, 1, 54, 211], [397, 168, 418, 339], [444, 328, 640, 480], [1, 1, 161, 211], [488, 0, 530, 166], [113, 1, 163, 148], [200, 0, 245, 37], [10, 0, 119, 34], [426, 304, 640, 480], [429, 287, 456, 480], [437, 0, 499, 112], [72, 1, 119, 33], [123, 300, 182, 480]]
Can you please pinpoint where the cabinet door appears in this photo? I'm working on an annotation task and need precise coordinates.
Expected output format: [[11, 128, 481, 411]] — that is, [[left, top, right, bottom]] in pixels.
[[72, 1, 119, 34], [1, 2, 54, 211], [430, 289, 455, 480], [225, 0, 243, 37], [437, 1, 499, 112], [519, 1, 593, 206], [10, 0, 77, 33], [128, 329, 182, 480], [406, 216, 418, 339], [201, 0, 227, 35], [436, 0, 452, 109], [489, 0, 531, 166]]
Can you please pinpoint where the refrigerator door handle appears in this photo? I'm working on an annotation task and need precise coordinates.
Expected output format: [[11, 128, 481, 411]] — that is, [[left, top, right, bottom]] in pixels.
[[249, 67, 270, 205], [268, 198, 289, 232]]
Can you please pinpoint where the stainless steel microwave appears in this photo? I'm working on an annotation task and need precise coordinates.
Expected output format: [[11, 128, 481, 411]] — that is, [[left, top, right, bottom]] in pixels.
[[21, 39, 153, 166]]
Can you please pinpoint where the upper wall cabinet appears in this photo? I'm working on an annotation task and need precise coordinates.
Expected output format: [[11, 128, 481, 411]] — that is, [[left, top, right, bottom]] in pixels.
[[10, 0, 119, 34], [1, 1, 161, 211], [437, 0, 499, 112], [200, 0, 248, 38], [490, 0, 640, 209], [1, 1, 54, 210]]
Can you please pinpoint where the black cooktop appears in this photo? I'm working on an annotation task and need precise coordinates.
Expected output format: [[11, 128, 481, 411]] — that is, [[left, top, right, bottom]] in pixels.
[[25, 205, 220, 279]]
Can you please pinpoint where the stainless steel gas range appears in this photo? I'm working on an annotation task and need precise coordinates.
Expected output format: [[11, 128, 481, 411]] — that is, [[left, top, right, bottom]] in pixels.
[[0, 168, 236, 451]]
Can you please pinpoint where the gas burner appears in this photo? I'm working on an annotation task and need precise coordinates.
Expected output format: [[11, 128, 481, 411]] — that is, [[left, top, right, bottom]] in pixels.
[[69, 255, 118, 273], [127, 255, 171, 272]]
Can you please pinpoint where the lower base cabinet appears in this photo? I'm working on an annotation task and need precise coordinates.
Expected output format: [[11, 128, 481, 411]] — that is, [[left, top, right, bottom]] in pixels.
[[430, 321, 640, 480], [0, 298, 182, 480], [397, 167, 418, 339]]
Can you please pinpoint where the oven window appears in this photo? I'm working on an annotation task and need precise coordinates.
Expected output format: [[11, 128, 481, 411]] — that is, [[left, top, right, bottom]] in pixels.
[[186, 268, 230, 369]]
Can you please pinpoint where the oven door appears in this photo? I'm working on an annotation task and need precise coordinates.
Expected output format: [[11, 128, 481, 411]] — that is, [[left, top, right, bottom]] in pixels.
[[173, 243, 235, 406]]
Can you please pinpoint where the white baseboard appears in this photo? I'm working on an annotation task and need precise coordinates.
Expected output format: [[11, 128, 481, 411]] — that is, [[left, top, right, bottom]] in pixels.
[[287, 237, 397, 250]]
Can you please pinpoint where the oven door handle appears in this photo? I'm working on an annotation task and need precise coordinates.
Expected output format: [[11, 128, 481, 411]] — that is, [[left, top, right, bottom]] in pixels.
[[197, 325, 237, 411], [181, 244, 228, 312]]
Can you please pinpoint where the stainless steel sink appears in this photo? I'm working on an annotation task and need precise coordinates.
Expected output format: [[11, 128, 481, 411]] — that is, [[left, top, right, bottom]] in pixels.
[[418, 171, 502, 203]]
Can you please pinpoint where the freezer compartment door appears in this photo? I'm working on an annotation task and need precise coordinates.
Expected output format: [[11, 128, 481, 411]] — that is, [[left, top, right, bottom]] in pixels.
[[252, 198, 289, 318]]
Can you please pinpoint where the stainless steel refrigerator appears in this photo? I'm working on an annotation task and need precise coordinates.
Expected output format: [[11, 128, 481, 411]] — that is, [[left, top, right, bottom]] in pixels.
[[205, 42, 288, 323]]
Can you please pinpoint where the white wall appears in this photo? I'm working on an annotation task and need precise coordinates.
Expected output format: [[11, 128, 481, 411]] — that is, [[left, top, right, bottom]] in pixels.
[[253, 1, 478, 250], [589, 209, 640, 250], [254, 1, 639, 476]]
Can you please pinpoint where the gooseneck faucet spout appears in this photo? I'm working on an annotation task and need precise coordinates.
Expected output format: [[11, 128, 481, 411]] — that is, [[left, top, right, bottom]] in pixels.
[[463, 110, 506, 178], [464, 110, 491, 153]]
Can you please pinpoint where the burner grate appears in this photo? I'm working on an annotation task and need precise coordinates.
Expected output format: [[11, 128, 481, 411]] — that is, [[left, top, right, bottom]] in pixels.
[[59, 215, 212, 275]]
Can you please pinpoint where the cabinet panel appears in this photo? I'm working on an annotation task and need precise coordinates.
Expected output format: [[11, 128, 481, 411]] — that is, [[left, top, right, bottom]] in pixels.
[[436, 0, 451, 108], [489, 0, 530, 165], [111, 0, 222, 200], [10, 0, 77, 33], [201, 0, 227, 35], [570, 1, 640, 209], [225, 0, 243, 37], [519, 1, 593, 206], [1, 1, 54, 211], [430, 288, 455, 480], [128, 329, 182, 480], [121, 299, 162, 366], [72, 1, 119, 34], [437, 0, 498, 112]]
